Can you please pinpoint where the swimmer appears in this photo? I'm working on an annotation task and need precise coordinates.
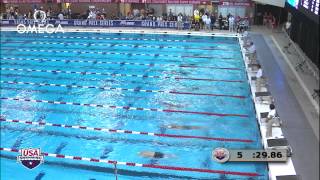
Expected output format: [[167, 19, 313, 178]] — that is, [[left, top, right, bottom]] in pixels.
[[161, 101, 185, 108], [166, 124, 202, 130], [139, 151, 175, 159]]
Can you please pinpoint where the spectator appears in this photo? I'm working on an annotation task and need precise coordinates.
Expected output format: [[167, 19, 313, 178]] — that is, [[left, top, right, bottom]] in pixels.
[[27, 10, 32, 19], [199, 14, 204, 30], [58, 12, 64, 20], [227, 13, 231, 20], [46, 8, 51, 19], [243, 17, 250, 30], [285, 20, 291, 36], [271, 15, 276, 29], [177, 13, 183, 30], [5, 7, 10, 19], [168, 9, 173, 21], [133, 8, 139, 17], [267, 12, 273, 28], [9, 7, 15, 19], [228, 15, 235, 32], [194, 9, 200, 31], [205, 15, 211, 31], [67, 7, 72, 19], [263, 12, 268, 26], [14, 8, 19, 19], [201, 13, 207, 30], [140, 9, 146, 19], [218, 13, 223, 30], [182, 13, 187, 22], [210, 13, 216, 30], [235, 16, 241, 25]]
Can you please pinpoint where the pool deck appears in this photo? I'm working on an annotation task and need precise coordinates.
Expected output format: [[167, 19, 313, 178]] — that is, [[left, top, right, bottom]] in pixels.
[[1, 26, 319, 180], [249, 26, 319, 180]]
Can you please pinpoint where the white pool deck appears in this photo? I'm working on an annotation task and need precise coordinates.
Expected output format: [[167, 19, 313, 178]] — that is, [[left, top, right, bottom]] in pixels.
[[1, 26, 318, 179], [239, 38, 296, 180]]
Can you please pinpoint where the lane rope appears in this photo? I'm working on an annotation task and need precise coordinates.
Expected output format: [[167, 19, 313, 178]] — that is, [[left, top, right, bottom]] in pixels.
[[1, 57, 242, 71], [1, 48, 239, 60], [38, 35, 238, 44], [0, 147, 259, 177], [2, 41, 240, 52], [0, 80, 246, 99], [0, 97, 249, 118], [0, 68, 244, 83], [0, 118, 253, 143]]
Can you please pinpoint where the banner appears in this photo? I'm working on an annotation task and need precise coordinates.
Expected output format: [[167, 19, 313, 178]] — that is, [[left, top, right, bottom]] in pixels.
[[1, 0, 43, 3], [0, 19, 191, 29], [219, 0, 252, 6]]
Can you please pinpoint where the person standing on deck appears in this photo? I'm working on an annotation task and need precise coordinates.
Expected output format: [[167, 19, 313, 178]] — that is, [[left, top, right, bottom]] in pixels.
[[228, 15, 235, 32], [218, 13, 223, 30], [266, 104, 277, 138], [256, 64, 263, 92], [177, 13, 183, 30], [210, 13, 216, 30]]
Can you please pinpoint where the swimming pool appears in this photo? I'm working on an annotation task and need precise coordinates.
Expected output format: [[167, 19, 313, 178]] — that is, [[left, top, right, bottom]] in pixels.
[[0, 31, 268, 180]]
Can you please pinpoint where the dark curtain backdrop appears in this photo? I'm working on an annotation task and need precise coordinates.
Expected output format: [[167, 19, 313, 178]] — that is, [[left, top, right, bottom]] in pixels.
[[286, 3, 319, 67]]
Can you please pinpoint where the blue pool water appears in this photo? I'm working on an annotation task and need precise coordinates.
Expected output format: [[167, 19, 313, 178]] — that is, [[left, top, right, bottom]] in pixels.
[[0, 31, 268, 180]]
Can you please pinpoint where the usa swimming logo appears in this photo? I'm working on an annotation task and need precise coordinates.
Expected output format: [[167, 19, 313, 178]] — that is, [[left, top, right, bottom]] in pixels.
[[212, 148, 230, 163], [17, 148, 44, 169]]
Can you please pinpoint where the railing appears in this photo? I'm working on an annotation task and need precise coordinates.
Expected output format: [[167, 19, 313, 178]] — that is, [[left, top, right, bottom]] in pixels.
[[282, 27, 319, 81]]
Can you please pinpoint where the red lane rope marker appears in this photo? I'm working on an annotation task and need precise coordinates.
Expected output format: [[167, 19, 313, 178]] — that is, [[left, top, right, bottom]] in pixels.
[[0, 97, 249, 118], [0, 81, 246, 99], [0, 147, 260, 177], [0, 118, 253, 143], [1, 57, 242, 71], [0, 68, 244, 83]]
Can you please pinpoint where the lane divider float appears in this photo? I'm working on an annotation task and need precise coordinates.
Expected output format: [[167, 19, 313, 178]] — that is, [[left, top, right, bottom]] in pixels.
[[38, 35, 238, 45], [0, 97, 249, 118], [0, 118, 253, 143], [2, 41, 239, 52], [0, 80, 246, 99], [1, 48, 239, 60], [1, 57, 242, 71], [0, 68, 244, 83]]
